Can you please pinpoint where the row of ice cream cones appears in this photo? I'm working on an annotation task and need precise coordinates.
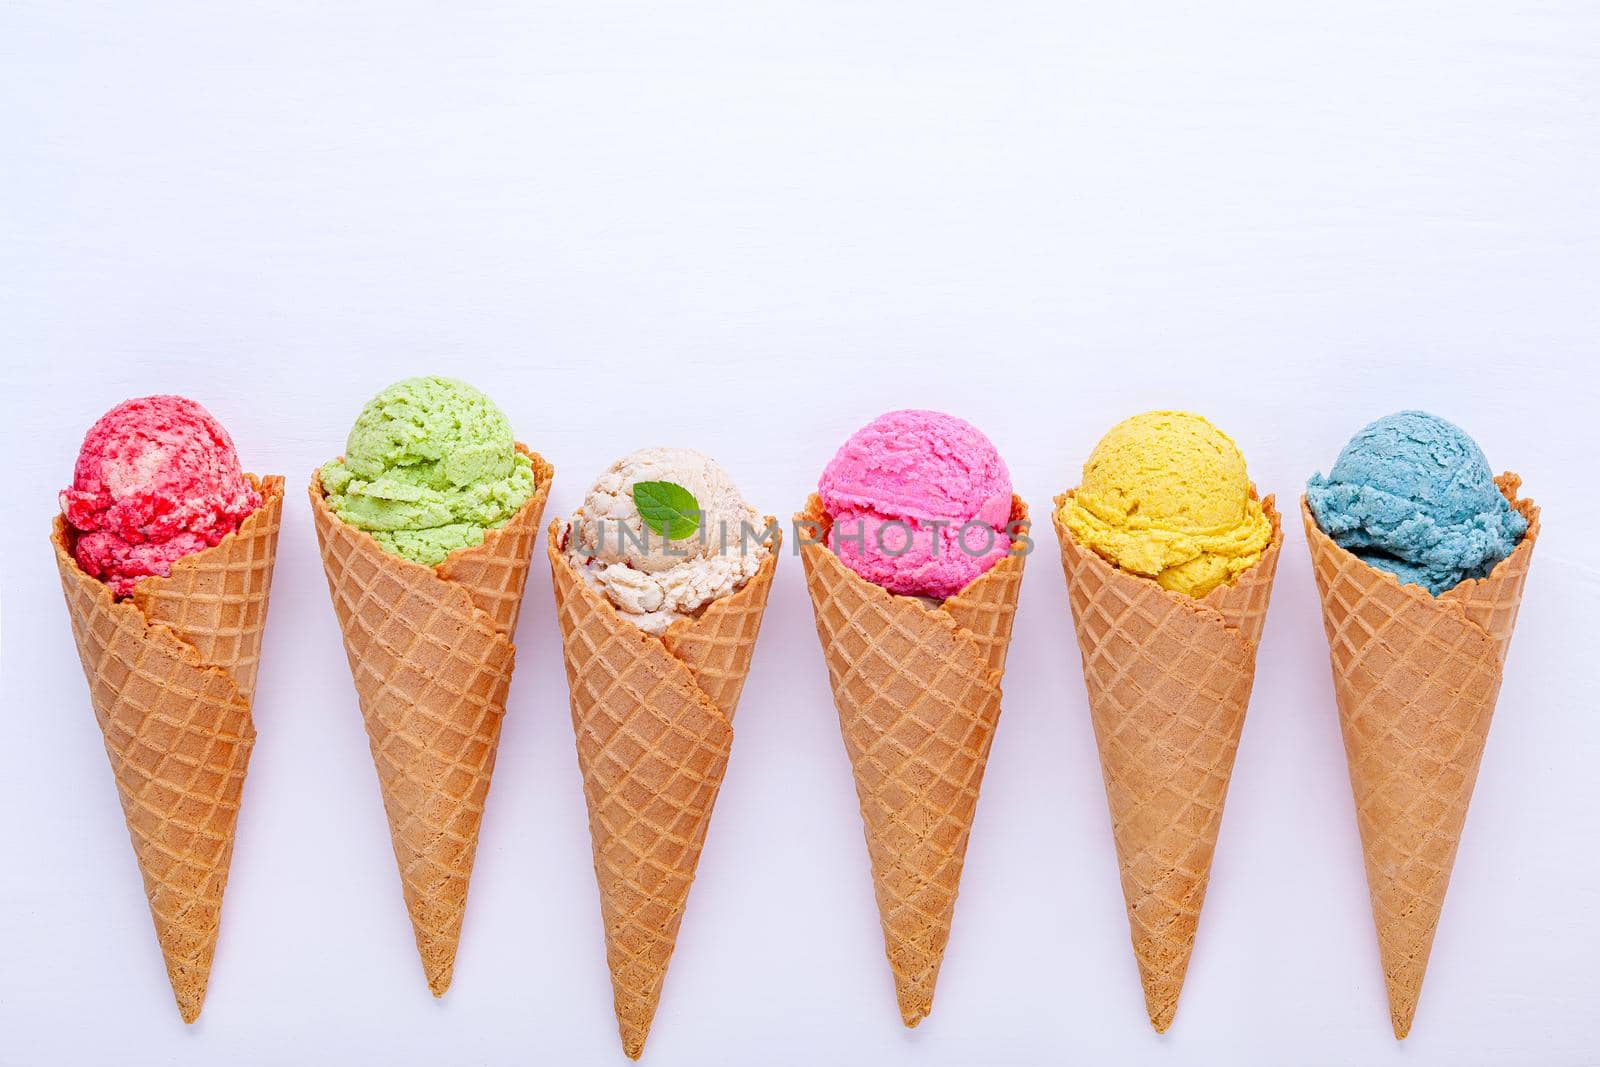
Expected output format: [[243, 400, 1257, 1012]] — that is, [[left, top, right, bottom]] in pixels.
[[52, 395, 1540, 1057]]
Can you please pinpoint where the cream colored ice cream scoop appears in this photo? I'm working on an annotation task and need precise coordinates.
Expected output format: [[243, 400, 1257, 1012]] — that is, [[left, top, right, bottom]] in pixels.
[[566, 447, 770, 634]]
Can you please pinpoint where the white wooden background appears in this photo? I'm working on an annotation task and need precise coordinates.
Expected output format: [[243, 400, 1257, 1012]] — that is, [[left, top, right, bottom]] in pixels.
[[2, 2, 1597, 1064]]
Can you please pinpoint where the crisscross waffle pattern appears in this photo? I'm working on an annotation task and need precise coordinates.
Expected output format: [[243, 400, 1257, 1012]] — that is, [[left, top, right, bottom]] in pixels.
[[797, 495, 1027, 1028], [132, 475, 285, 703], [549, 521, 779, 1059], [659, 527, 779, 723], [309, 450, 551, 996], [436, 448, 550, 634], [1302, 476, 1538, 1039], [943, 509, 1026, 677], [52, 475, 284, 1023], [1053, 490, 1281, 1033]]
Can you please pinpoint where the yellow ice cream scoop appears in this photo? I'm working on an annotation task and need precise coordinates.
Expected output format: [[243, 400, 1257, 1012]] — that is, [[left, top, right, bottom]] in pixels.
[[1061, 411, 1271, 597]]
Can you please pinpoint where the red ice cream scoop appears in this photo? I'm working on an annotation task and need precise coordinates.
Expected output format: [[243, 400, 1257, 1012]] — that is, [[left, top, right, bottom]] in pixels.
[[60, 395, 261, 596]]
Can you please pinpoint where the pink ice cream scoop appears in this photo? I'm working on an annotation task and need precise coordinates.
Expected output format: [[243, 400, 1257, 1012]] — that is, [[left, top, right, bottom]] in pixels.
[[819, 409, 1014, 599], [61, 395, 262, 597]]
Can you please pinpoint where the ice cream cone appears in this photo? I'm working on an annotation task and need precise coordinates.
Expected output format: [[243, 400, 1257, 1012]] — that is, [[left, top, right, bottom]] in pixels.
[[1052, 489, 1281, 1033], [309, 446, 552, 996], [51, 474, 285, 1023], [548, 519, 779, 1059], [796, 494, 1027, 1028], [1302, 474, 1539, 1039]]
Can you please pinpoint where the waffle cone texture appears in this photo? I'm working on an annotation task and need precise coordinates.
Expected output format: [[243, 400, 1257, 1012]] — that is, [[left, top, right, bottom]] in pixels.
[[309, 446, 552, 996], [52, 474, 285, 1023], [1052, 489, 1282, 1033], [548, 518, 780, 1059], [1302, 475, 1538, 1039], [797, 494, 1028, 1028]]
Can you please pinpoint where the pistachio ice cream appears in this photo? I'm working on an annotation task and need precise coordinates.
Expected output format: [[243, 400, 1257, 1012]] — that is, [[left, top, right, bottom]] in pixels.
[[320, 376, 535, 565]]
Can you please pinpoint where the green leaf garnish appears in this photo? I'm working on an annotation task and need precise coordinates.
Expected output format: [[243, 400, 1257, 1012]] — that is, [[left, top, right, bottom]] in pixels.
[[633, 480, 702, 540]]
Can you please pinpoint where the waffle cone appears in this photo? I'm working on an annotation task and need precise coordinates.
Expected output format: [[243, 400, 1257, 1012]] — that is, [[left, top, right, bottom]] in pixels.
[[796, 494, 1027, 1028], [548, 519, 779, 1059], [309, 447, 552, 996], [51, 475, 285, 1023], [1052, 490, 1282, 1033], [1302, 475, 1538, 1039]]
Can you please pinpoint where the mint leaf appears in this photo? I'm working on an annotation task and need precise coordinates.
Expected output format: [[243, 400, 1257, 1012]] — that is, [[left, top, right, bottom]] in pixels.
[[633, 480, 702, 540]]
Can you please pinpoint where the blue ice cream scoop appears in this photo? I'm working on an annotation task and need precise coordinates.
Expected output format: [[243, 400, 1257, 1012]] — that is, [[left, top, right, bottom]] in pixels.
[[1307, 411, 1527, 595]]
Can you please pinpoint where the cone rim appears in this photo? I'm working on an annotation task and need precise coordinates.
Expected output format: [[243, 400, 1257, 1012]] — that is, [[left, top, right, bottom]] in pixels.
[[308, 442, 553, 583], [1299, 473, 1539, 613], [794, 492, 1030, 619], [548, 510, 781, 652], [52, 471, 285, 605], [1051, 486, 1283, 622]]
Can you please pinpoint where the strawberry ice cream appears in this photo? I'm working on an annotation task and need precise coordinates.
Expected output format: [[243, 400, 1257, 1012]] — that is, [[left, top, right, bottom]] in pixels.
[[819, 409, 1014, 598], [61, 396, 262, 597]]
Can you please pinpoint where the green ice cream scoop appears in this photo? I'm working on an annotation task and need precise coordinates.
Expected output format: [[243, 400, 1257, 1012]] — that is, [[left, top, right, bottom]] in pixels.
[[320, 376, 535, 565]]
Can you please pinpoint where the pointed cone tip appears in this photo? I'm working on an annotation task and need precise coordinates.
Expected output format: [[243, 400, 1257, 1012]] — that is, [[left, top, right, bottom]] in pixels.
[[427, 969, 453, 997], [1144, 987, 1177, 1033], [898, 994, 931, 1028], [1386, 978, 1419, 1038], [173, 984, 204, 1024]]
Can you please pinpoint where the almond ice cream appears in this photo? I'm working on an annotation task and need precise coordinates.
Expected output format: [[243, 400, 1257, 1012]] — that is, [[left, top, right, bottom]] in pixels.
[[564, 447, 772, 635]]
